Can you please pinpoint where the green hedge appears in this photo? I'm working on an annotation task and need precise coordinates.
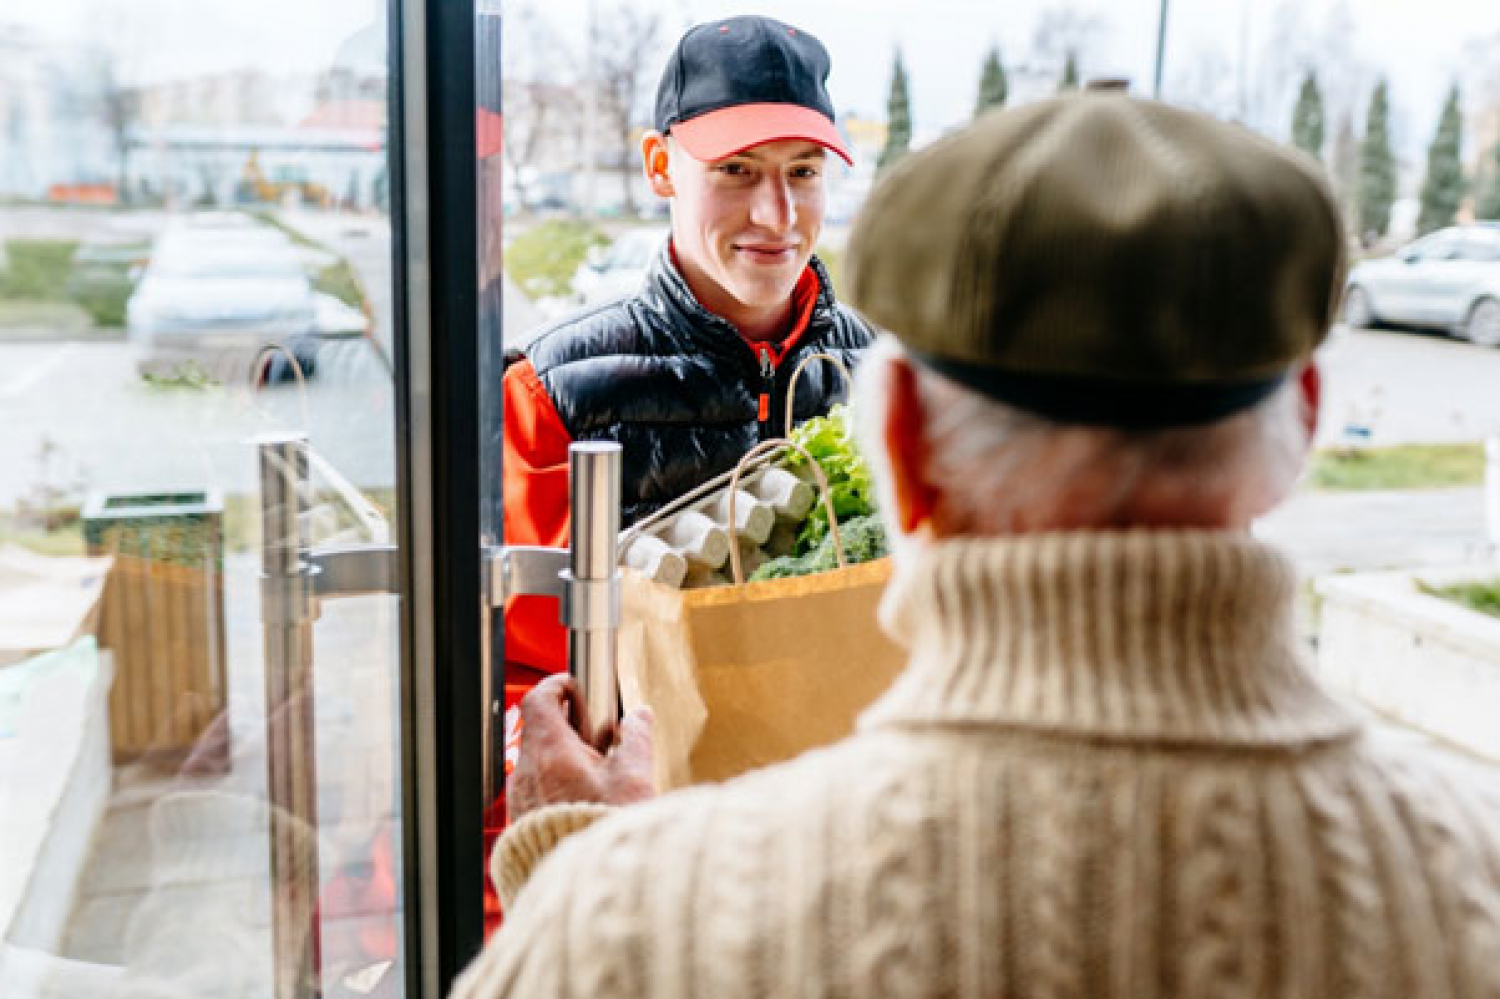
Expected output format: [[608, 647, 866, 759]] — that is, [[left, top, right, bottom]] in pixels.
[[506, 220, 609, 300], [0, 240, 77, 301], [1, 238, 142, 328]]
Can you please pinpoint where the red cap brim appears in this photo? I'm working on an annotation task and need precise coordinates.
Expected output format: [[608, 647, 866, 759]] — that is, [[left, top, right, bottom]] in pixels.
[[671, 102, 853, 166]]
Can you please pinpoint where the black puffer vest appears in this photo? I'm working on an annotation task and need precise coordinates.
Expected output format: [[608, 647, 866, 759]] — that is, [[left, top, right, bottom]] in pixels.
[[525, 244, 873, 525]]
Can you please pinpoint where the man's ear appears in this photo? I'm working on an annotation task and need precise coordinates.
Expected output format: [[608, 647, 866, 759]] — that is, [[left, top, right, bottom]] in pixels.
[[883, 355, 939, 533], [641, 131, 674, 199], [1297, 360, 1321, 442]]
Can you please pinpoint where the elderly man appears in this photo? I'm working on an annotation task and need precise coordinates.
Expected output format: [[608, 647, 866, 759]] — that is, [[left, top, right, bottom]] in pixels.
[[455, 94, 1500, 998]]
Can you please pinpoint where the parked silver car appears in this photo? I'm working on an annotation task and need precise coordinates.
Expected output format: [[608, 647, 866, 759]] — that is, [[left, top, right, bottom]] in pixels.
[[128, 223, 319, 380], [571, 228, 669, 307], [126, 220, 372, 379], [1344, 224, 1500, 347]]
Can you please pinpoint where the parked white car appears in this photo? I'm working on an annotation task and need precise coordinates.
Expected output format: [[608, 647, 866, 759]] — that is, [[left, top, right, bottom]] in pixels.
[[127, 224, 319, 378], [571, 227, 668, 306], [1345, 224, 1500, 347]]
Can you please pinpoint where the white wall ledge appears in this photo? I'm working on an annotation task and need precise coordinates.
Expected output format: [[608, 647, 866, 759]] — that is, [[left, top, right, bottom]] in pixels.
[[1318, 566, 1500, 761]]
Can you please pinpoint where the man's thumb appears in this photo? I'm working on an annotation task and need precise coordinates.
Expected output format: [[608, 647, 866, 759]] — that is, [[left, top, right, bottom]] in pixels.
[[614, 706, 654, 763]]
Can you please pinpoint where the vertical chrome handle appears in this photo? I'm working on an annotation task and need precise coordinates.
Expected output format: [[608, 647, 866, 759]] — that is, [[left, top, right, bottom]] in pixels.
[[567, 442, 622, 728], [256, 433, 321, 999]]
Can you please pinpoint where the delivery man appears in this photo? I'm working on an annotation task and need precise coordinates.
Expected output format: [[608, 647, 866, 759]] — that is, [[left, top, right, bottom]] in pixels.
[[501, 15, 872, 701]]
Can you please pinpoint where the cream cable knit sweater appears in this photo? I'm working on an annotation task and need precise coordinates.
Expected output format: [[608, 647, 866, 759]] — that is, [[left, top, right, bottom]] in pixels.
[[454, 531, 1500, 999]]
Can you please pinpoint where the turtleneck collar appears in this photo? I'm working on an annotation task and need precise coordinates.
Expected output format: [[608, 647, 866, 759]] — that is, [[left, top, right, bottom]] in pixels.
[[862, 530, 1360, 748]]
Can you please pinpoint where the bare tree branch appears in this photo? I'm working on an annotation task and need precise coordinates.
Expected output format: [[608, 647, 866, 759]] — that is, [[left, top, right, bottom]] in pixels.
[[1241, 0, 1369, 142], [1164, 43, 1239, 119], [88, 48, 140, 203], [1027, 5, 1110, 84], [503, 2, 580, 208], [588, 3, 665, 214]]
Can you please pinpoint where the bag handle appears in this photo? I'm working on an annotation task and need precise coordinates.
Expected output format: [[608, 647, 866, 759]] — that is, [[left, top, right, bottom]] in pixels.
[[249, 342, 312, 429], [783, 351, 854, 437], [726, 438, 845, 586]]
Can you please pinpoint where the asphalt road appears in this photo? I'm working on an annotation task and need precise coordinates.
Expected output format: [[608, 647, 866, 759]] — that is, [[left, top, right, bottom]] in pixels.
[[1316, 324, 1500, 445], [1255, 486, 1489, 574], [0, 338, 398, 509]]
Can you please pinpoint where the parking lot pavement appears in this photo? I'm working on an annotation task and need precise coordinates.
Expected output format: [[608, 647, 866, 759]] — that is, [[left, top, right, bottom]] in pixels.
[[0, 343, 80, 399], [1255, 486, 1489, 575], [0, 339, 396, 509], [1317, 324, 1500, 445]]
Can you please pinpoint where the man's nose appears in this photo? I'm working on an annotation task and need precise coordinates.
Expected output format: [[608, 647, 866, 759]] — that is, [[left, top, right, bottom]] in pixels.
[[748, 176, 796, 231]]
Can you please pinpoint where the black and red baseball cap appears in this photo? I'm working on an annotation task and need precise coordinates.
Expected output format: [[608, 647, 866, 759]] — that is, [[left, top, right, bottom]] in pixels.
[[653, 16, 853, 166]]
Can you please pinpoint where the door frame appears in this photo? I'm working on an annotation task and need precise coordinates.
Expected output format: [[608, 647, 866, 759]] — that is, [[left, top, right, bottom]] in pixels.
[[389, 0, 487, 993]]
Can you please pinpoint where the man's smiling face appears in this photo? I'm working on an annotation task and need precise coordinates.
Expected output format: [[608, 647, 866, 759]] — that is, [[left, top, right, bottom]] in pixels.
[[661, 137, 828, 322]]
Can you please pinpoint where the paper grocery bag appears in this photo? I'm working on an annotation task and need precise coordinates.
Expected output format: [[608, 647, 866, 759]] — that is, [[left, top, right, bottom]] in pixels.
[[617, 557, 905, 790]]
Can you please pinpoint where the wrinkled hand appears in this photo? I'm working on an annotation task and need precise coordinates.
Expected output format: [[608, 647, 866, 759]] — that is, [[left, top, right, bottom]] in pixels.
[[506, 674, 656, 823]]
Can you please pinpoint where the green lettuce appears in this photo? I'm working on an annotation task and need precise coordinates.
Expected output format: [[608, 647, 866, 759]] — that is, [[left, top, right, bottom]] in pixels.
[[785, 404, 876, 555]]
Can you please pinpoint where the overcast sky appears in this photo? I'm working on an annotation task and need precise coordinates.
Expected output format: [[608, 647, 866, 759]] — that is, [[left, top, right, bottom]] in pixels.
[[561, 0, 1500, 166], [10, 0, 1500, 171]]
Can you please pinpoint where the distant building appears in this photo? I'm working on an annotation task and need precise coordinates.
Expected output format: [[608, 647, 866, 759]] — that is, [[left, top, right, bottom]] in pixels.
[[0, 18, 388, 210], [126, 22, 387, 210], [0, 25, 116, 201], [825, 113, 883, 224], [841, 114, 887, 158]]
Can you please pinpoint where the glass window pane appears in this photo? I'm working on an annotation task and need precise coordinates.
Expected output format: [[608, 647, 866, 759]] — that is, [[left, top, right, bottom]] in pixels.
[[1, 3, 407, 996]]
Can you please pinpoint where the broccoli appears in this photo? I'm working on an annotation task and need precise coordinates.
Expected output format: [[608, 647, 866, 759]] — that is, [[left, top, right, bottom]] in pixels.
[[747, 552, 815, 581], [748, 514, 888, 581], [825, 514, 889, 566]]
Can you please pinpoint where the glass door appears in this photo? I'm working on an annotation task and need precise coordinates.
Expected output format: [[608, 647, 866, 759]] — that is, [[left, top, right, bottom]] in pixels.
[[0, 0, 486, 995]]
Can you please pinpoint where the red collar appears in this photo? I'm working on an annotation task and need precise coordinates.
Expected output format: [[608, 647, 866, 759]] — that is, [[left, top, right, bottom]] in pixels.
[[759, 266, 821, 367]]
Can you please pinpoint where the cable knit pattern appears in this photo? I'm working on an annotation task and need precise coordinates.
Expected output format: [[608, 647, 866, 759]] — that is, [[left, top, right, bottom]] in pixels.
[[1296, 766, 1390, 999], [453, 531, 1500, 999], [491, 804, 610, 911]]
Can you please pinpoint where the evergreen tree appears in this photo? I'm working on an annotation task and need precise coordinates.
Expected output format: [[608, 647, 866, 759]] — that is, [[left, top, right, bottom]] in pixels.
[[1417, 83, 1465, 235], [1058, 50, 1079, 91], [975, 44, 1008, 118], [1357, 80, 1397, 243], [878, 50, 912, 173], [1291, 70, 1325, 161], [1477, 139, 1500, 221]]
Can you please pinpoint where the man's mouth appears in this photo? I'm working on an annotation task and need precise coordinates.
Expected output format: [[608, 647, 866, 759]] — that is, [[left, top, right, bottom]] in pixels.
[[733, 243, 799, 265]]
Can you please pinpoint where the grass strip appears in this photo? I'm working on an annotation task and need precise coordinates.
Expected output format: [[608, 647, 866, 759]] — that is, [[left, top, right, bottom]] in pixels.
[[1420, 579, 1500, 620], [506, 220, 609, 300], [1309, 444, 1484, 491]]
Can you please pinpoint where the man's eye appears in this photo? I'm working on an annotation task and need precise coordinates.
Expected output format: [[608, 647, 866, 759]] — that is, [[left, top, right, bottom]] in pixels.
[[717, 162, 751, 176], [791, 166, 822, 180]]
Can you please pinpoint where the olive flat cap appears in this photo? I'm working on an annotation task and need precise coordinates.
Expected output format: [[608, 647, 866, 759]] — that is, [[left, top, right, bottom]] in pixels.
[[846, 93, 1347, 427]]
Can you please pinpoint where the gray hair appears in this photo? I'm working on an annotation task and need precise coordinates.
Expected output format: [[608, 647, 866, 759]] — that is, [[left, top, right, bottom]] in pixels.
[[853, 336, 1310, 535]]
